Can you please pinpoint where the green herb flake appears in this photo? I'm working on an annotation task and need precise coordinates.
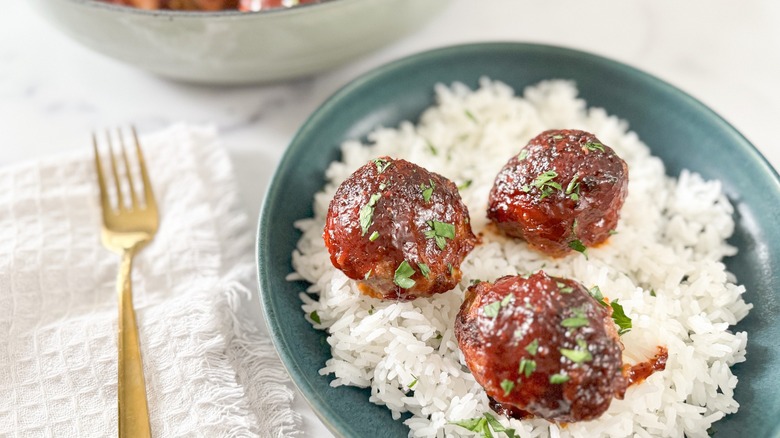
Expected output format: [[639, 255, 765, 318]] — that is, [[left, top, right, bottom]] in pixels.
[[408, 374, 418, 389], [525, 170, 562, 199], [500, 294, 514, 307], [421, 179, 435, 203], [425, 140, 438, 156], [650, 288, 657, 297], [448, 263, 454, 275], [584, 142, 606, 152], [525, 338, 539, 356], [417, 262, 431, 279], [465, 109, 478, 123], [424, 220, 456, 250], [568, 239, 589, 259], [561, 316, 589, 328], [517, 149, 529, 161], [560, 340, 593, 363], [393, 260, 416, 289], [369, 231, 380, 242], [368, 305, 375, 315], [589, 285, 608, 307], [359, 193, 382, 236], [552, 134, 564, 140], [565, 174, 581, 201], [364, 269, 372, 280], [610, 300, 632, 335], [513, 329, 524, 338], [500, 379, 515, 396], [550, 373, 570, 384], [608, 229, 618, 236], [452, 415, 515, 438], [378, 182, 387, 191], [310, 311, 321, 324], [458, 179, 473, 191], [483, 300, 502, 318], [518, 358, 536, 378], [435, 332, 443, 340], [372, 158, 392, 173], [556, 281, 574, 294]]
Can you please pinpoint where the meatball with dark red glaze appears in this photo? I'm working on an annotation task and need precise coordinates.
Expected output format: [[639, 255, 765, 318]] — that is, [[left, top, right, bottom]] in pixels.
[[324, 157, 477, 301], [454, 272, 626, 422], [487, 129, 628, 257]]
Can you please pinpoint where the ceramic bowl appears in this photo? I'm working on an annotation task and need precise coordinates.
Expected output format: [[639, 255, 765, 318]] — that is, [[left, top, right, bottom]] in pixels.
[[257, 43, 780, 437], [30, 0, 449, 84]]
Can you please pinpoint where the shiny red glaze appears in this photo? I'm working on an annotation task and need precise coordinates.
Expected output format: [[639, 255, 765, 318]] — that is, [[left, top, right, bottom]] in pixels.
[[455, 272, 626, 422], [487, 129, 628, 257], [625, 346, 668, 387], [324, 157, 477, 300]]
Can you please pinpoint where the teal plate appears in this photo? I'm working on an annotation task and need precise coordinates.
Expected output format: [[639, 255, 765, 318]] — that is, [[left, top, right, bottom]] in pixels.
[[258, 43, 780, 438]]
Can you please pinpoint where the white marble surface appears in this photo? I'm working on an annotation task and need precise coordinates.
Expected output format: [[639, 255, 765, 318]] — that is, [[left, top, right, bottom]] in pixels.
[[2, 1, 779, 436]]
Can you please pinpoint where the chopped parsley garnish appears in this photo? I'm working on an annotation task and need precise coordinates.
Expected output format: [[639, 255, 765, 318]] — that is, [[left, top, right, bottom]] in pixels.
[[589, 285, 608, 307], [650, 288, 657, 297], [500, 294, 514, 307], [556, 281, 574, 294], [500, 379, 515, 396], [451, 413, 517, 438], [517, 149, 529, 161], [552, 134, 564, 140], [421, 179, 435, 203], [458, 179, 473, 190], [608, 229, 618, 236], [310, 311, 321, 324], [448, 263, 454, 275], [610, 300, 632, 335], [417, 262, 431, 279], [465, 109, 478, 123], [565, 174, 581, 201], [369, 231, 380, 241], [561, 316, 589, 328], [425, 140, 438, 155], [522, 170, 562, 199], [470, 279, 483, 286], [372, 158, 392, 173], [435, 332, 443, 340], [568, 239, 588, 259], [518, 358, 536, 377], [550, 373, 570, 384], [484, 293, 515, 318], [525, 338, 539, 356], [482, 300, 502, 318], [359, 193, 381, 236], [424, 220, 456, 250], [561, 307, 589, 328], [560, 339, 592, 363], [584, 142, 605, 152], [368, 305, 375, 315], [408, 374, 418, 389], [393, 260, 416, 289]]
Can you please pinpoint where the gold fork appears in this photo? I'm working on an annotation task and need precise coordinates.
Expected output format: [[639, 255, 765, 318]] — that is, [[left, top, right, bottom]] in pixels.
[[93, 127, 158, 438]]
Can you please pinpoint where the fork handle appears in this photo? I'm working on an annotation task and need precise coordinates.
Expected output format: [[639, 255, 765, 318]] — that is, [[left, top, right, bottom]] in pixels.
[[117, 248, 152, 438]]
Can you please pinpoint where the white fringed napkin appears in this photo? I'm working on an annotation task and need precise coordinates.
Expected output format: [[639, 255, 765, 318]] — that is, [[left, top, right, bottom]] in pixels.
[[0, 125, 300, 437]]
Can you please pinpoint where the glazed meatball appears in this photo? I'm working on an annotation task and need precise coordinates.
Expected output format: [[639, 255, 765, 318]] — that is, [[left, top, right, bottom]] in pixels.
[[324, 157, 477, 300], [487, 129, 628, 257], [454, 272, 626, 422]]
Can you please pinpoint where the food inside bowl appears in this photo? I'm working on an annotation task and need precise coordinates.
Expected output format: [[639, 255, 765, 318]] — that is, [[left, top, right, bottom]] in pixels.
[[291, 78, 750, 437], [100, 0, 318, 11]]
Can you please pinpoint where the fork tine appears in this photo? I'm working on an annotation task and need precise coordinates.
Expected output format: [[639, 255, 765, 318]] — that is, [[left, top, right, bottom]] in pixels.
[[92, 133, 112, 214], [106, 130, 125, 211], [132, 126, 157, 210], [117, 128, 139, 208]]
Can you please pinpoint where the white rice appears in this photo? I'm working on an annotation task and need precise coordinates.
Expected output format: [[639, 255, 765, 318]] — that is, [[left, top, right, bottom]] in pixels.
[[289, 79, 751, 437]]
